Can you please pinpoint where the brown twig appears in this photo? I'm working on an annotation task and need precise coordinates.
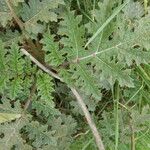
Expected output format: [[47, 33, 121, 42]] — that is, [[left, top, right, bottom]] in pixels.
[[21, 48, 105, 150], [5, 0, 24, 30], [20, 49, 62, 81], [71, 88, 105, 150], [23, 77, 37, 111]]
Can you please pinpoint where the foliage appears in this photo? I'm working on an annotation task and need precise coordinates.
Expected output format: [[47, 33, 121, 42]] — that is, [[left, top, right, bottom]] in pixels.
[[0, 0, 150, 149]]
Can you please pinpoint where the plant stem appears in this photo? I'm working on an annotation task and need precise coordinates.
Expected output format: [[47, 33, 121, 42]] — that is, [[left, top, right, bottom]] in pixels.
[[119, 103, 136, 150], [20, 49, 62, 81], [21, 48, 105, 150], [73, 43, 122, 63], [82, 138, 94, 150], [76, 0, 94, 23], [5, 0, 24, 30], [136, 66, 150, 88], [23, 77, 37, 112], [71, 88, 105, 150], [125, 84, 143, 106], [129, 118, 135, 150], [113, 81, 120, 150], [84, 0, 129, 48], [144, 0, 148, 14]]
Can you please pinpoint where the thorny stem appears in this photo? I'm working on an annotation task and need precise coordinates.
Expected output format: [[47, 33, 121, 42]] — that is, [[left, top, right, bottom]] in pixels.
[[5, 0, 24, 30], [21, 48, 105, 150]]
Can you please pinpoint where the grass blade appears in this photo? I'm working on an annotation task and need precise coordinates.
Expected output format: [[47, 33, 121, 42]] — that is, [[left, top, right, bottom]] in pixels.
[[136, 66, 150, 88], [85, 0, 130, 48], [113, 81, 120, 150]]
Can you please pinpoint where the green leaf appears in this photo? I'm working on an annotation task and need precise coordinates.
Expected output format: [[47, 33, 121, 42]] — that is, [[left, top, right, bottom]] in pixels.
[[12, 0, 24, 6], [0, 118, 31, 150], [85, 0, 130, 47], [0, 121, 32, 150], [0, 98, 22, 114], [136, 131, 150, 150], [25, 121, 57, 148], [0, 30, 21, 45], [46, 115, 77, 150], [136, 66, 150, 88], [0, 40, 6, 72], [37, 71, 55, 107], [41, 33, 64, 66], [26, 115, 76, 149], [70, 92, 101, 115], [59, 10, 85, 60], [93, 56, 134, 87], [8, 43, 24, 77], [134, 13, 150, 50], [6, 43, 24, 99], [131, 105, 150, 127], [32, 100, 60, 117], [0, 0, 12, 26], [0, 40, 8, 92], [123, 1, 144, 19], [117, 47, 150, 66], [86, 0, 117, 47], [71, 63, 101, 99], [9, 78, 23, 99], [0, 98, 31, 149], [59, 69, 74, 87], [21, 0, 64, 34]]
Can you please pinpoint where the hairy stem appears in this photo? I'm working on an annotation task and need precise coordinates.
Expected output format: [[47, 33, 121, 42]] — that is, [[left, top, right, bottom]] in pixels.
[[21, 48, 105, 150]]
